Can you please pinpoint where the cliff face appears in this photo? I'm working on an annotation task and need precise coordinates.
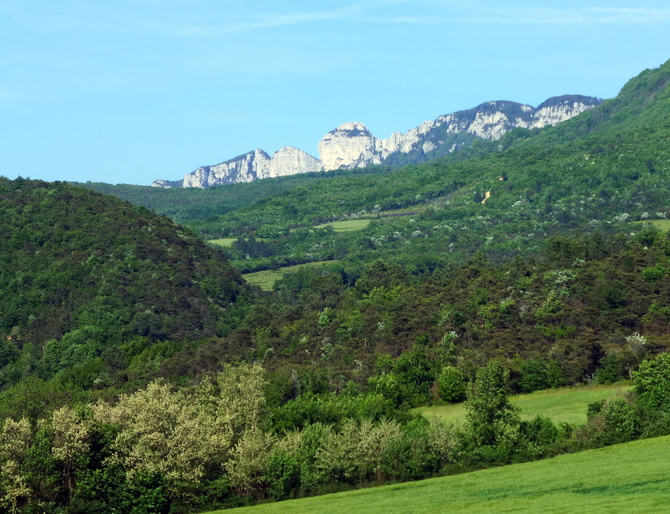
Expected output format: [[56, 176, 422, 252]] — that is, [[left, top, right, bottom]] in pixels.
[[318, 96, 601, 170], [152, 95, 600, 188], [318, 122, 382, 170], [268, 146, 324, 178], [176, 147, 323, 189]]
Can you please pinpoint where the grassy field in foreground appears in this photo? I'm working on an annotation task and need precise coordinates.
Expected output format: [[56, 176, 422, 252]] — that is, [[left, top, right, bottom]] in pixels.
[[243, 261, 339, 291], [218, 435, 670, 513], [416, 383, 632, 426]]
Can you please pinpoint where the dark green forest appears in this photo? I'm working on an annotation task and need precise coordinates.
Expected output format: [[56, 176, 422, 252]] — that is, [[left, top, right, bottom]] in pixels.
[[2, 60, 670, 512], [0, 179, 254, 393]]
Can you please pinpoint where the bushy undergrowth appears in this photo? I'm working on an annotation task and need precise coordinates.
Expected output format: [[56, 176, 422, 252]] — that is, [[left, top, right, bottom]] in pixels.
[[3, 354, 670, 513]]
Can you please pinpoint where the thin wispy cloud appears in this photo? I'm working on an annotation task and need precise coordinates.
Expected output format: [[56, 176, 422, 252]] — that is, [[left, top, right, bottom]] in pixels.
[[494, 7, 670, 24], [585, 7, 670, 22], [386, 6, 670, 25], [177, 4, 670, 38], [177, 0, 412, 37]]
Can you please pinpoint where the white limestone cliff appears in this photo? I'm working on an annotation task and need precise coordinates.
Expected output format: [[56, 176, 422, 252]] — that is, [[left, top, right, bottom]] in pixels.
[[529, 100, 595, 129], [182, 149, 270, 188], [318, 122, 382, 171], [150, 179, 178, 188], [315, 97, 601, 170], [466, 108, 512, 139], [173, 147, 322, 189], [269, 146, 323, 178], [152, 95, 600, 188]]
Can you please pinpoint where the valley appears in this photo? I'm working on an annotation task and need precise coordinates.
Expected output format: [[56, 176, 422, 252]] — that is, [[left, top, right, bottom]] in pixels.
[[2, 59, 670, 512]]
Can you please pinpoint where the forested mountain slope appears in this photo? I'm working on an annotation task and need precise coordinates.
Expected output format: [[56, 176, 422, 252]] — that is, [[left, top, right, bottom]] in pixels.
[[0, 178, 253, 391], [518, 61, 670, 145], [192, 59, 670, 277], [221, 59, 670, 224], [76, 166, 383, 230], [78, 59, 670, 243]]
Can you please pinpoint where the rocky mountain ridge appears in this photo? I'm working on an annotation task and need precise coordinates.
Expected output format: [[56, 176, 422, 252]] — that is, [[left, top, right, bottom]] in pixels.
[[178, 147, 322, 189], [153, 95, 601, 189]]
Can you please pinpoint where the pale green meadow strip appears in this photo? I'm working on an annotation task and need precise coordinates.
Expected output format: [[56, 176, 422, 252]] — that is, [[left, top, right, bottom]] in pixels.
[[416, 383, 632, 426], [217, 435, 670, 513]]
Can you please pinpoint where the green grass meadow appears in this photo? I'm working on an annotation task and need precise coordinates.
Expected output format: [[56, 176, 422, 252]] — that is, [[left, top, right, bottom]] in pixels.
[[633, 219, 670, 231], [208, 238, 239, 247], [243, 261, 339, 291], [209, 220, 371, 249], [209, 237, 271, 247], [416, 383, 632, 426], [312, 219, 372, 232], [219, 435, 670, 513]]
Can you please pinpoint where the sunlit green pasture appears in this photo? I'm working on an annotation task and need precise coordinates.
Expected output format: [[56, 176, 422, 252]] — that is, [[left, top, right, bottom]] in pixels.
[[416, 383, 632, 426], [209, 237, 269, 247], [313, 219, 372, 232], [219, 435, 670, 513], [243, 261, 339, 291], [208, 238, 238, 247], [633, 219, 670, 231]]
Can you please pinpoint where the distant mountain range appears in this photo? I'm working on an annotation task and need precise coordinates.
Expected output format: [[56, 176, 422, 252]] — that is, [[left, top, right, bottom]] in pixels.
[[152, 95, 601, 189]]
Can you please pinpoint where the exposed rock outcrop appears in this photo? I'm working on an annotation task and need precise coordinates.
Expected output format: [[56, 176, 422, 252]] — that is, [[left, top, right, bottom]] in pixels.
[[318, 122, 382, 171], [269, 146, 323, 178], [152, 95, 600, 188], [316, 96, 601, 170], [150, 179, 183, 188], [175, 147, 322, 189]]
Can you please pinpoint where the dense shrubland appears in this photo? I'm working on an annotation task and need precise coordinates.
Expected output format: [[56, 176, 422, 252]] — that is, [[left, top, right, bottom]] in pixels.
[[213, 229, 670, 398], [3, 356, 670, 512]]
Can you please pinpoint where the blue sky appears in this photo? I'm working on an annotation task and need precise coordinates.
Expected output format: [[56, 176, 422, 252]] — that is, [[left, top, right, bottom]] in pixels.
[[1, 1, 669, 186]]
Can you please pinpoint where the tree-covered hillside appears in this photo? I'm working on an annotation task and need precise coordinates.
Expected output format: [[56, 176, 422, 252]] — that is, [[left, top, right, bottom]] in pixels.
[[0, 178, 253, 392], [79, 61, 670, 283], [76, 166, 388, 231], [168, 229, 670, 396], [77, 59, 670, 245], [196, 59, 670, 275]]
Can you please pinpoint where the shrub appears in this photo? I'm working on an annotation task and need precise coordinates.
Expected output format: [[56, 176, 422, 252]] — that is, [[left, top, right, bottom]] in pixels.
[[642, 263, 667, 282], [436, 366, 466, 403], [383, 418, 452, 481], [518, 415, 559, 459], [591, 398, 641, 447], [518, 357, 551, 393], [265, 449, 302, 501], [633, 353, 670, 411], [367, 373, 404, 407], [595, 353, 625, 384]]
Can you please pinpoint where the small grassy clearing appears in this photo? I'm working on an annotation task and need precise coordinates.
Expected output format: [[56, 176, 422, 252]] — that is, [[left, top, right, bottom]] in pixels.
[[208, 238, 238, 247], [633, 219, 670, 231], [416, 383, 632, 426], [219, 435, 670, 513], [312, 219, 372, 232], [209, 237, 269, 247], [243, 261, 340, 291]]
